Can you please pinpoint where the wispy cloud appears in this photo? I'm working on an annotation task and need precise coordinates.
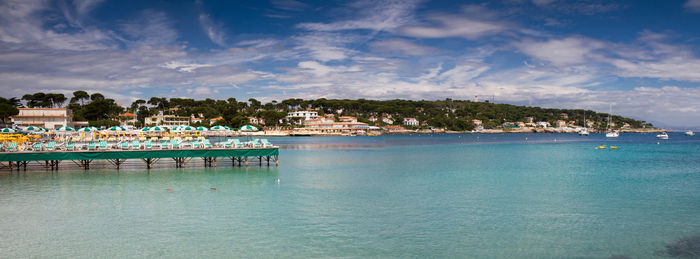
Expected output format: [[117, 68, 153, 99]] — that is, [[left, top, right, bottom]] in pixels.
[[196, 0, 227, 46], [399, 14, 506, 40], [369, 38, 438, 56]]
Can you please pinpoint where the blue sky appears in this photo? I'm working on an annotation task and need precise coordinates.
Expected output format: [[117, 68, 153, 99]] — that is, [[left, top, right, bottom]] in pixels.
[[1, 0, 700, 127]]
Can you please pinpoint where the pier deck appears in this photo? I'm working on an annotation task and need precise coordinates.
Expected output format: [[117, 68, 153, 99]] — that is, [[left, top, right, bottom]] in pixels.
[[0, 147, 279, 170]]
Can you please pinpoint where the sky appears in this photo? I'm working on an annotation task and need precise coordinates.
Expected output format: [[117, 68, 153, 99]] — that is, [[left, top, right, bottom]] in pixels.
[[1, 0, 700, 128]]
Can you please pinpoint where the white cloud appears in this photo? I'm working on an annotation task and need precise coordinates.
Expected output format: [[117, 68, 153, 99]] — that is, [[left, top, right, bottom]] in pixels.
[[400, 14, 506, 40], [516, 37, 606, 65], [296, 0, 421, 33], [369, 38, 438, 56], [684, 0, 700, 12], [196, 0, 227, 47]]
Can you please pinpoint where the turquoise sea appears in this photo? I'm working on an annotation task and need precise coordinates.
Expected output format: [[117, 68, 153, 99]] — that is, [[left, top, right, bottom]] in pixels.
[[1, 133, 699, 258]]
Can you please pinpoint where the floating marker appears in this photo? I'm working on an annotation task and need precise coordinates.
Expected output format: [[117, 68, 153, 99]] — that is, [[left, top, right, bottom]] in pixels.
[[210, 187, 217, 191]]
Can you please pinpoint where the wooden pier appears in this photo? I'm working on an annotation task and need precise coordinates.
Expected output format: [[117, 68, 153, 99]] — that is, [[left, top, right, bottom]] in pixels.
[[0, 148, 279, 171]]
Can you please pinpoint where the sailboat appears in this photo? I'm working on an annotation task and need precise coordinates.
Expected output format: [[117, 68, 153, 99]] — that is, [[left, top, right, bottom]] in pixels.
[[578, 109, 589, 136], [605, 104, 619, 138]]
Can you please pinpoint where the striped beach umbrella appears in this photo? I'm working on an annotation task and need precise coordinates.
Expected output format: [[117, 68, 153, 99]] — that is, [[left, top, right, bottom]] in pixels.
[[239, 125, 259, 132], [196, 126, 209, 131], [77, 127, 98, 132], [210, 125, 227, 131], [0, 128, 17, 133], [23, 126, 45, 132], [175, 125, 194, 131], [55, 126, 75, 132], [149, 126, 166, 132], [140, 127, 151, 132], [108, 126, 127, 131]]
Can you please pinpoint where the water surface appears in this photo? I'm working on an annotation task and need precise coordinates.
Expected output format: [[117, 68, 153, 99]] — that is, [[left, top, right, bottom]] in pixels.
[[1, 133, 699, 258]]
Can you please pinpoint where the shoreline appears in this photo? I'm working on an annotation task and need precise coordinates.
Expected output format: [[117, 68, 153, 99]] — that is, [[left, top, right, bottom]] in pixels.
[[254, 128, 670, 137]]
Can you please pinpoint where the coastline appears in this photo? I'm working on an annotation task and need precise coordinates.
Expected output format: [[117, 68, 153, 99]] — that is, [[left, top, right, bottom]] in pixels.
[[254, 127, 669, 137]]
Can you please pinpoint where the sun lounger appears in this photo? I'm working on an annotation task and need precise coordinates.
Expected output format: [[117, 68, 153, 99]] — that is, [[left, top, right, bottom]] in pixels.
[[261, 139, 273, 147], [131, 140, 140, 150], [170, 139, 180, 149], [160, 140, 169, 149], [230, 139, 243, 148], [5, 142, 18, 152], [145, 140, 152, 149], [203, 139, 212, 148], [45, 141, 56, 151], [65, 142, 76, 151], [192, 141, 202, 149], [121, 141, 129, 150], [31, 142, 43, 151], [88, 142, 96, 150], [99, 141, 107, 150]]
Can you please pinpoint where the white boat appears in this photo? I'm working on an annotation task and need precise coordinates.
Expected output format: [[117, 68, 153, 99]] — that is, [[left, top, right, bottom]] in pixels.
[[605, 104, 619, 138], [579, 109, 589, 136], [656, 132, 669, 139], [685, 130, 695, 136], [578, 128, 589, 136]]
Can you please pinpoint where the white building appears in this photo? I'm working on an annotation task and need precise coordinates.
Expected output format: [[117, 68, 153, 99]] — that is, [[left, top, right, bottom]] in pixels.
[[118, 112, 137, 127], [286, 110, 318, 124], [403, 117, 419, 126], [11, 108, 86, 129], [144, 111, 190, 126]]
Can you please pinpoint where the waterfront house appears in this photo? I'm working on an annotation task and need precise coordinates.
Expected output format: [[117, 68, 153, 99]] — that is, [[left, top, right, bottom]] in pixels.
[[556, 120, 567, 128], [118, 112, 137, 127], [471, 119, 483, 126], [144, 111, 190, 126], [11, 108, 87, 129], [525, 116, 534, 123], [209, 116, 223, 125], [286, 110, 319, 124], [339, 116, 357, 123], [536, 121, 550, 128], [403, 118, 419, 126]]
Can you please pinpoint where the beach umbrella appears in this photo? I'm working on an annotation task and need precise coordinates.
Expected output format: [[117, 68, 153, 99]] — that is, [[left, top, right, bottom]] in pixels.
[[149, 126, 166, 132], [196, 126, 209, 131], [55, 126, 75, 132], [0, 128, 17, 133], [140, 127, 151, 132], [239, 125, 259, 132], [171, 125, 182, 131], [210, 125, 227, 131], [177, 126, 195, 132], [108, 126, 127, 131], [23, 126, 45, 132], [77, 127, 98, 132]]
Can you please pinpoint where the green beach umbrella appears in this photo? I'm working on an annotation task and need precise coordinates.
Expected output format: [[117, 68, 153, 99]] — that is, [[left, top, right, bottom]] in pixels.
[[23, 126, 45, 132], [196, 126, 209, 131], [108, 126, 127, 131], [77, 127, 98, 132], [175, 125, 194, 131], [0, 128, 17, 133], [239, 125, 259, 132], [210, 125, 227, 131], [140, 127, 151, 132], [149, 126, 166, 132], [55, 126, 75, 132]]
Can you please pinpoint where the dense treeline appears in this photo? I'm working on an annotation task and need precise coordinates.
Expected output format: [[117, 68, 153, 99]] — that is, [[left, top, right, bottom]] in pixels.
[[2, 92, 653, 130]]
